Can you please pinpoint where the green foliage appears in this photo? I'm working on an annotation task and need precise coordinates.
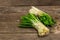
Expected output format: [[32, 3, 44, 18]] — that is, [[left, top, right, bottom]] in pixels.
[[19, 13, 39, 28], [38, 13, 56, 26]]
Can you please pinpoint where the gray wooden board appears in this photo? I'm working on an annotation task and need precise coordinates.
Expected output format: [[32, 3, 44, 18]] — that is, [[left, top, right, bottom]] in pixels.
[[0, 6, 60, 40], [0, 0, 60, 6]]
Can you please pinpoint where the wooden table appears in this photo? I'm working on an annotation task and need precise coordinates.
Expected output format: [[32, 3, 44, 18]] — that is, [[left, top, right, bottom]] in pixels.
[[0, 0, 60, 40]]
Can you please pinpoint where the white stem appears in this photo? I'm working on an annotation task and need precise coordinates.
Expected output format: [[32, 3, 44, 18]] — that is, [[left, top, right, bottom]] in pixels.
[[29, 6, 44, 16], [32, 21, 49, 36]]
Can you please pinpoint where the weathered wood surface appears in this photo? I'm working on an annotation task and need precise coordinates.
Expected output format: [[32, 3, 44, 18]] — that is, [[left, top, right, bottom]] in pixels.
[[0, 0, 60, 6], [0, 6, 60, 40]]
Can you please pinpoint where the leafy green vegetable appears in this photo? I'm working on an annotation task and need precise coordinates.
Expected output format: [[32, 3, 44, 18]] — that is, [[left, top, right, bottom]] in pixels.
[[19, 13, 49, 36], [19, 14, 33, 28], [38, 13, 56, 26], [29, 6, 56, 26]]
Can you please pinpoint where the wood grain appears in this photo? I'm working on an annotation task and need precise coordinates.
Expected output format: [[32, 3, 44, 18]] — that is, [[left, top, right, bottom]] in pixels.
[[0, 6, 60, 40], [0, 33, 60, 40], [0, 0, 60, 6], [9, 0, 60, 6]]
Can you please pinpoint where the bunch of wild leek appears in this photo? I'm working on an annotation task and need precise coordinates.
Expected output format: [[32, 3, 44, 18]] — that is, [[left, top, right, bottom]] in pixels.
[[20, 13, 49, 36], [19, 6, 56, 36], [29, 6, 55, 26]]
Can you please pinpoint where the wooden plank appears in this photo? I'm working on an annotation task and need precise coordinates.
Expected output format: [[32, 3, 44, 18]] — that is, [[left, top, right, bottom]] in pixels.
[[0, 22, 36, 33], [0, 6, 29, 22], [0, 0, 60, 6], [0, 34, 38, 40], [0, 33, 60, 40], [0, 13, 25, 22], [0, 0, 11, 6], [11, 0, 60, 6]]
